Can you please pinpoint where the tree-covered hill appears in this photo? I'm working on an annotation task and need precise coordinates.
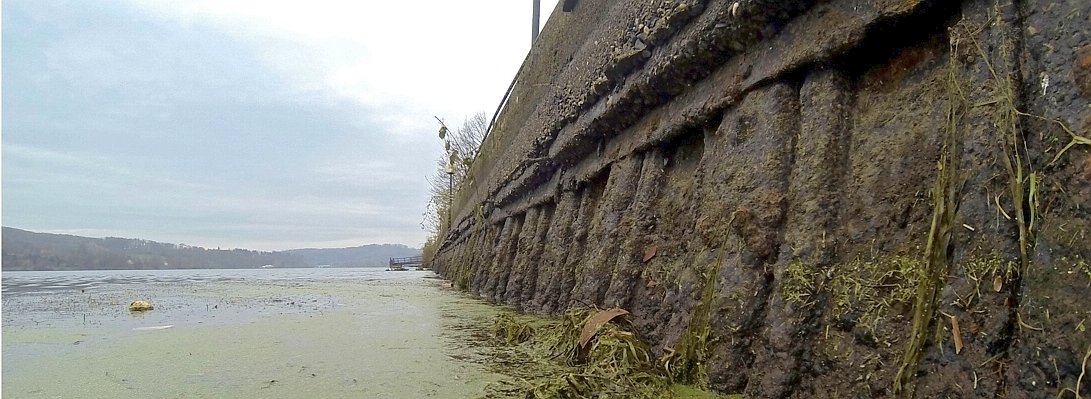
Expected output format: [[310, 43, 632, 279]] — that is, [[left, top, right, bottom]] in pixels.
[[1, 227, 420, 271], [284, 244, 420, 268]]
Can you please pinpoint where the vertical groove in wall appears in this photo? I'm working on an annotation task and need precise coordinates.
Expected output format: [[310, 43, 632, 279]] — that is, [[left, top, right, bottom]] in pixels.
[[453, 225, 484, 287], [456, 232, 476, 276], [747, 68, 850, 397], [991, 0, 1091, 396], [998, 5, 1042, 397], [628, 126, 708, 350], [742, 74, 804, 396], [441, 236, 459, 277], [1001, 0, 1032, 384], [449, 228, 470, 288], [530, 190, 580, 312], [475, 227, 497, 292], [491, 213, 526, 302], [1009, 0, 1091, 394], [650, 112, 722, 380], [505, 207, 542, 306], [571, 154, 646, 307], [481, 218, 515, 298], [604, 148, 667, 310], [467, 225, 491, 289], [519, 202, 555, 309], [696, 82, 798, 393], [555, 183, 602, 313]]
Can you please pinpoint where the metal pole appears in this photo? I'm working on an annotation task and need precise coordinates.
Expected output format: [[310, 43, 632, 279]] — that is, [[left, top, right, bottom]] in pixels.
[[531, 0, 540, 43], [447, 173, 453, 230]]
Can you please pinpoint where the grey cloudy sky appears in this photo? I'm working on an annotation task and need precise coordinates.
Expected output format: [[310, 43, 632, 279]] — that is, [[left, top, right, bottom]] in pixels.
[[2, 0, 553, 250]]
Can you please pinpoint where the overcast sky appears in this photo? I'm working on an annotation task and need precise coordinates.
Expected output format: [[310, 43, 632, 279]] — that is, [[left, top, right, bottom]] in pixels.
[[2, 0, 554, 250]]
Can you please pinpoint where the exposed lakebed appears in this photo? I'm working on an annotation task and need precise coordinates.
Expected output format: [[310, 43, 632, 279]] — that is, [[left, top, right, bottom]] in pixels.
[[1, 268, 510, 398]]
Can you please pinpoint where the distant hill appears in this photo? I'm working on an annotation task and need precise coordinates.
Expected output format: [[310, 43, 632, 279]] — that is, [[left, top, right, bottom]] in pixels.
[[285, 244, 420, 268], [1, 227, 308, 271], [1, 227, 420, 271]]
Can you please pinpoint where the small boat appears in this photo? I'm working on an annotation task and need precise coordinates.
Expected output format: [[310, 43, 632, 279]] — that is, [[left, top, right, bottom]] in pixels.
[[387, 265, 407, 271], [260, 264, 274, 269]]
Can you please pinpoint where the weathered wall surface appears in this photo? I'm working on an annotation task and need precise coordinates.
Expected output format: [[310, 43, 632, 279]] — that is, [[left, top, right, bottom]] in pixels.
[[432, 0, 1091, 396]]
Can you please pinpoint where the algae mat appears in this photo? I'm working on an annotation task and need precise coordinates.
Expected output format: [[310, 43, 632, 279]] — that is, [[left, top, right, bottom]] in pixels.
[[1, 269, 507, 398]]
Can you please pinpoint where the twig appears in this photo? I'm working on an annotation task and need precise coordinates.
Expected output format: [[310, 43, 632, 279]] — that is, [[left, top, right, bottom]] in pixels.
[[996, 195, 1013, 220], [1060, 347, 1091, 399], [1080, 347, 1090, 399], [979, 353, 1004, 368], [1017, 312, 1044, 332]]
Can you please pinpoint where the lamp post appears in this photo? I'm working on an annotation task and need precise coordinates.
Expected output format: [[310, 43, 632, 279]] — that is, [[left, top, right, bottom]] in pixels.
[[437, 118, 457, 232], [445, 159, 454, 230]]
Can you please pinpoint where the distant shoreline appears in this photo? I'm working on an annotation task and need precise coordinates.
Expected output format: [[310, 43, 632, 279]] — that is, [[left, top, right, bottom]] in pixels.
[[0, 266, 392, 272], [2, 227, 421, 271]]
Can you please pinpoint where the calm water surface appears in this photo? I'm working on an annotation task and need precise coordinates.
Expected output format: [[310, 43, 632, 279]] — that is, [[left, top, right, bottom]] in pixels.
[[2, 267, 395, 295]]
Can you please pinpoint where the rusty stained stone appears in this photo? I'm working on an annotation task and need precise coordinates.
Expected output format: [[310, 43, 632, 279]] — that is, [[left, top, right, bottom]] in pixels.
[[1075, 43, 1091, 97], [1082, 151, 1091, 180]]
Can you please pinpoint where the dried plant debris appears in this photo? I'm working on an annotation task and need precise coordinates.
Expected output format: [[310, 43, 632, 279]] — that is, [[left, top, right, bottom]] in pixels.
[[493, 313, 537, 345], [479, 307, 731, 399], [578, 308, 631, 348]]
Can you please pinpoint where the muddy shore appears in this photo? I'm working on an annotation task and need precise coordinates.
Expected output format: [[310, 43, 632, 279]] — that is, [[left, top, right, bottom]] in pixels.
[[2, 270, 510, 398]]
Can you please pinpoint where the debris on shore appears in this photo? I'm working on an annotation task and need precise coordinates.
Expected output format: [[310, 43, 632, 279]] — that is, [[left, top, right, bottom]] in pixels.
[[128, 300, 154, 311], [485, 307, 734, 399]]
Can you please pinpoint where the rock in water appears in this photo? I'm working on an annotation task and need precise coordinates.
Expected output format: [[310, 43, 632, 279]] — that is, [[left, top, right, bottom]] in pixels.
[[128, 300, 154, 311]]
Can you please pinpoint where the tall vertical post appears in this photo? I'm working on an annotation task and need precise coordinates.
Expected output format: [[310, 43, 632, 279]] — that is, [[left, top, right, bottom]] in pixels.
[[531, 0, 541, 44], [446, 161, 454, 231], [447, 172, 453, 230]]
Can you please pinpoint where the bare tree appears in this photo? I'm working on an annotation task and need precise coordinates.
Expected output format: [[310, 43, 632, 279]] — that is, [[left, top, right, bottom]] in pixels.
[[447, 112, 487, 185], [421, 112, 487, 239]]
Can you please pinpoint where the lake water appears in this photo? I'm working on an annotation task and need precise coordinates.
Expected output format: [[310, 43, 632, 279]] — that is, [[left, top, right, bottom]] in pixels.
[[1, 268, 512, 398]]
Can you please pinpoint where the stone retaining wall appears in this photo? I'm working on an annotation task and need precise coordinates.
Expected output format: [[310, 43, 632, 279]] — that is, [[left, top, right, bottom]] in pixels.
[[432, 0, 1091, 396]]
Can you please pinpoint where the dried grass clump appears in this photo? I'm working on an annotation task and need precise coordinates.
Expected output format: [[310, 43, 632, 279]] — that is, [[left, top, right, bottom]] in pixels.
[[493, 313, 537, 345], [490, 307, 677, 399], [781, 260, 817, 307], [529, 307, 670, 399], [828, 255, 927, 338]]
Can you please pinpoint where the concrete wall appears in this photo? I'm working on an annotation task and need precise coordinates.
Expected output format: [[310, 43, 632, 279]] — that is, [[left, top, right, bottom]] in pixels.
[[432, 0, 1091, 396]]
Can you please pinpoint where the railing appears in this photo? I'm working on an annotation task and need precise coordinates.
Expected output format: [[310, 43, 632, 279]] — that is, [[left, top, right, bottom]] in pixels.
[[389, 256, 424, 267], [446, 5, 576, 232]]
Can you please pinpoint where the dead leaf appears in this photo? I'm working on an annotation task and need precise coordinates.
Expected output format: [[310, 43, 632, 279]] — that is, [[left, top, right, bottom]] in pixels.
[[579, 308, 630, 348], [950, 315, 963, 354], [992, 275, 1003, 292], [643, 245, 658, 263]]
